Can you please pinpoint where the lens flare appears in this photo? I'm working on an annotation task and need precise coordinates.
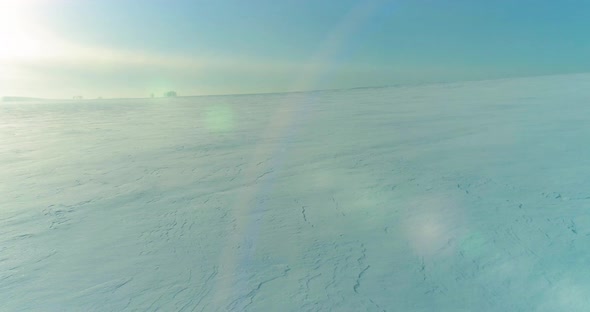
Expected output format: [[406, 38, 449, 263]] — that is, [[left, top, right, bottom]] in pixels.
[[211, 1, 384, 305], [204, 105, 234, 132]]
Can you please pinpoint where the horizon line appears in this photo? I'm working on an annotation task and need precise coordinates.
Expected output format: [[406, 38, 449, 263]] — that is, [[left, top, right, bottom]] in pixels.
[[3, 71, 590, 102]]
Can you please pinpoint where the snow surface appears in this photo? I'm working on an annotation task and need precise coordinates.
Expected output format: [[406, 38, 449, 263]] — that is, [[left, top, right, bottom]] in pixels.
[[3, 74, 590, 311]]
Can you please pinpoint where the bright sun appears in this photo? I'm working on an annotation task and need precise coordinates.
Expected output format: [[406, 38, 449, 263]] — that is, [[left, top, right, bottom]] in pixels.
[[0, 0, 54, 62]]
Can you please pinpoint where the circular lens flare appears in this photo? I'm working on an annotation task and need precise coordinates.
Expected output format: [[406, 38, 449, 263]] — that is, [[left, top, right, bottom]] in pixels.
[[204, 105, 234, 132]]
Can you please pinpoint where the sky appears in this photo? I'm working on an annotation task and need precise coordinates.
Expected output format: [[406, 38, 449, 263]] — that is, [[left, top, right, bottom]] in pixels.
[[1, 0, 590, 99]]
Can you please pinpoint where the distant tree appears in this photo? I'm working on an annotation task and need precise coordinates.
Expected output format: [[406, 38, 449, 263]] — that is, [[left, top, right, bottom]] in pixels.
[[73, 95, 83, 100], [164, 91, 177, 97]]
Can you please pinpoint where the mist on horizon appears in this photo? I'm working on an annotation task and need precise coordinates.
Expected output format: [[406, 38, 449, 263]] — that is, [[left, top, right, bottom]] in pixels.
[[1, 0, 590, 99]]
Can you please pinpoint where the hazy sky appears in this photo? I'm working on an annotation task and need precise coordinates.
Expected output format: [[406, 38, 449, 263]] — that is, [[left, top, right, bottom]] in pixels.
[[2, 0, 590, 98]]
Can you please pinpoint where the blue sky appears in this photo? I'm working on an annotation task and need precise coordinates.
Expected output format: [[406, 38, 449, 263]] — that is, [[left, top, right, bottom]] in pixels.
[[1, 0, 590, 98]]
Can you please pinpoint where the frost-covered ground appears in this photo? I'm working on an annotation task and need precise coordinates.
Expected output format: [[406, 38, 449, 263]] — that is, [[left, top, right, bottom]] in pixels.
[[3, 73, 590, 311]]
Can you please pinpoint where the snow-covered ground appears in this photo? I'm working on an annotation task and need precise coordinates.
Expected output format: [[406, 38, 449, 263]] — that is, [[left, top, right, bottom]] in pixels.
[[3, 73, 590, 311]]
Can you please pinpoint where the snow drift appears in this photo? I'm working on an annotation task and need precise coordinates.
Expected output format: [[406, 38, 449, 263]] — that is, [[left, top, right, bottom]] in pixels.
[[3, 73, 590, 311]]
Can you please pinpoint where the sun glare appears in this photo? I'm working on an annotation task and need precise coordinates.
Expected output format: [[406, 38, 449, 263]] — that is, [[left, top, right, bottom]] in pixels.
[[0, 0, 55, 62]]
